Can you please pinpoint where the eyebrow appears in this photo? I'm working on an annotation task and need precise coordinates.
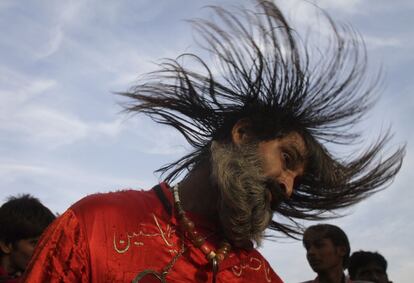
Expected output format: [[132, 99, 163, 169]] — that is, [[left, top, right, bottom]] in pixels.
[[286, 145, 306, 164]]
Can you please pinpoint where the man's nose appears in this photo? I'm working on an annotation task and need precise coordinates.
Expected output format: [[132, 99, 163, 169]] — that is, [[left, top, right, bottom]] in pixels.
[[280, 171, 297, 198]]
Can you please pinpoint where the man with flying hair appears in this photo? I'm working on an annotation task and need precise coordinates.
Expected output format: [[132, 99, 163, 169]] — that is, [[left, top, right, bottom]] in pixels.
[[0, 194, 55, 283], [23, 1, 404, 282]]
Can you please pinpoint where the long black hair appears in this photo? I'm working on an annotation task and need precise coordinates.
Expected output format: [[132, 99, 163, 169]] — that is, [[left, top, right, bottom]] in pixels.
[[120, 1, 405, 238]]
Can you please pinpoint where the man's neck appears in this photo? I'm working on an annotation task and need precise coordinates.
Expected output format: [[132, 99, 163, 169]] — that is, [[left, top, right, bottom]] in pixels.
[[177, 161, 219, 220], [317, 266, 345, 283]]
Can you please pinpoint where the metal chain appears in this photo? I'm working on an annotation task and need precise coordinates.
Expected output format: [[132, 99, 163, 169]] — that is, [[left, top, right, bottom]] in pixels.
[[132, 236, 186, 283], [212, 257, 219, 283], [161, 236, 186, 277]]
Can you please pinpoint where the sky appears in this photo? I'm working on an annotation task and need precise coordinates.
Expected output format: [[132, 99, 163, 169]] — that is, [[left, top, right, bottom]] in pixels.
[[0, 0, 413, 281]]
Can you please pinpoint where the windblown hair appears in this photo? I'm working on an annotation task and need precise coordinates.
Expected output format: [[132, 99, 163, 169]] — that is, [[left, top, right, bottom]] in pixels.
[[120, 1, 405, 238], [0, 194, 55, 247], [348, 250, 388, 279], [303, 224, 350, 269]]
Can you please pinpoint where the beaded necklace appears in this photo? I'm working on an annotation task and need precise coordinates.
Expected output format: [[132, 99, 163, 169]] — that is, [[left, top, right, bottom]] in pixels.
[[132, 184, 231, 283], [173, 184, 231, 283]]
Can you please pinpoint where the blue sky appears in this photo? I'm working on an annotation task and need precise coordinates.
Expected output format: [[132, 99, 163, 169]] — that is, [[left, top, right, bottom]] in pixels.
[[1, 0, 413, 281]]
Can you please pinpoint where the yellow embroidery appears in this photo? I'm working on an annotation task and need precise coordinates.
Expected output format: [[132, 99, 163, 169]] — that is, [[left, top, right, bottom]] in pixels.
[[152, 214, 174, 247], [113, 233, 131, 254], [232, 265, 243, 277], [113, 214, 176, 254], [248, 257, 262, 271], [232, 256, 271, 281], [168, 249, 179, 255], [264, 264, 272, 283]]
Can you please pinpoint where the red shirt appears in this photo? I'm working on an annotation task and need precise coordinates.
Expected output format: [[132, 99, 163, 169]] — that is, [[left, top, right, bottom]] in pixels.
[[22, 183, 283, 282], [0, 266, 19, 283]]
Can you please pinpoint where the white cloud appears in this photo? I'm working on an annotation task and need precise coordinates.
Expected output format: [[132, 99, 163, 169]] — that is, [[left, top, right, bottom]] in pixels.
[[0, 67, 135, 148], [59, 1, 84, 24], [364, 35, 403, 49], [34, 26, 64, 59], [94, 118, 125, 138], [0, 71, 86, 147], [9, 106, 89, 147], [32, 1, 89, 59], [0, 163, 49, 184], [0, 159, 154, 213], [0, 69, 56, 108], [123, 117, 188, 156], [315, 0, 362, 12], [1, 104, 139, 149]]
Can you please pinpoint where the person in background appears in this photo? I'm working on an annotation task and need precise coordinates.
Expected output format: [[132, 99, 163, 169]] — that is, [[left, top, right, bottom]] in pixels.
[[348, 251, 392, 283], [301, 224, 352, 283], [0, 194, 55, 283]]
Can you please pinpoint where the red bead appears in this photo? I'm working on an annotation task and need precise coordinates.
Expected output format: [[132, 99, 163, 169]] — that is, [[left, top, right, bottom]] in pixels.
[[189, 230, 199, 239], [216, 253, 225, 263], [177, 209, 185, 217], [217, 248, 227, 256], [220, 241, 231, 251], [173, 195, 232, 263], [200, 243, 211, 255], [179, 217, 194, 231], [182, 220, 195, 232], [178, 214, 188, 222], [192, 236, 205, 247]]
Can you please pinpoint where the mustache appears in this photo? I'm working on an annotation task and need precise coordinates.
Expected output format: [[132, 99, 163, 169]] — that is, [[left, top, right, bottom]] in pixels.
[[264, 179, 288, 210]]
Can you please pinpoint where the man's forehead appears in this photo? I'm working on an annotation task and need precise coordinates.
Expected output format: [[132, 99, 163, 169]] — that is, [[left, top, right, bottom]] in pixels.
[[279, 132, 307, 154], [304, 230, 330, 242]]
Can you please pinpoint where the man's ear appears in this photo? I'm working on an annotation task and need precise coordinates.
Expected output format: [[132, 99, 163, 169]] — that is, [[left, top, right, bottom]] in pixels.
[[231, 118, 253, 146], [0, 240, 12, 254]]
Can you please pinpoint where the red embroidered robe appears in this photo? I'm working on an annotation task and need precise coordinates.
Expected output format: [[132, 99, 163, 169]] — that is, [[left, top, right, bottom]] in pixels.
[[22, 183, 283, 283]]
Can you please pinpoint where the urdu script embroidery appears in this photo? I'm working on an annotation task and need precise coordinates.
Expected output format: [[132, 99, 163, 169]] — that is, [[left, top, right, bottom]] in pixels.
[[112, 213, 274, 281], [113, 214, 176, 254]]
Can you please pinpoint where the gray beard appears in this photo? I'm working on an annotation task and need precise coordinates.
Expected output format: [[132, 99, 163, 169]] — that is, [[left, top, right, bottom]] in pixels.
[[210, 141, 273, 247]]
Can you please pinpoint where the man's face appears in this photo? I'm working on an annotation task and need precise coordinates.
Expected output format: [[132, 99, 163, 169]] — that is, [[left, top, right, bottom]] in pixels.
[[303, 233, 345, 273], [210, 131, 307, 247], [354, 262, 389, 283], [9, 237, 38, 275], [258, 132, 306, 204]]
